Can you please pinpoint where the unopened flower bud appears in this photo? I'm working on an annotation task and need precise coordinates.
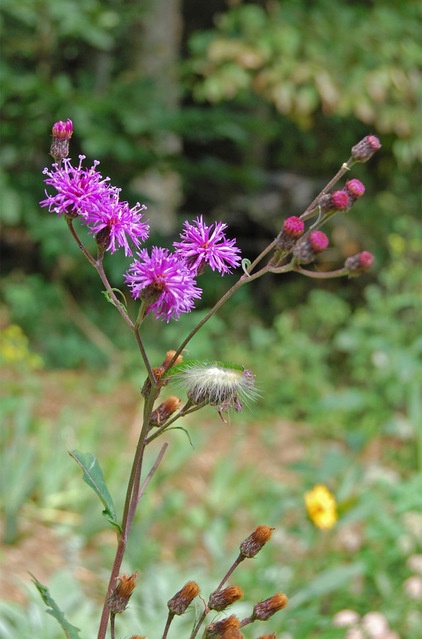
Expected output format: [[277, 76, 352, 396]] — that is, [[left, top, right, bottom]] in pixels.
[[167, 580, 200, 615], [252, 593, 288, 621], [345, 251, 374, 276], [293, 230, 329, 264], [50, 119, 73, 161], [256, 635, 276, 639], [351, 135, 381, 162], [204, 615, 241, 639], [275, 216, 305, 251], [240, 525, 274, 558], [107, 572, 138, 614], [209, 585, 243, 611], [329, 190, 351, 211], [150, 396, 182, 427], [344, 178, 365, 201]]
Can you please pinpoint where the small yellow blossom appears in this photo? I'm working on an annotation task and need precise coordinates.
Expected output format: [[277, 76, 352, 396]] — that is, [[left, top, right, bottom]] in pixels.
[[305, 484, 338, 530], [0, 324, 44, 370]]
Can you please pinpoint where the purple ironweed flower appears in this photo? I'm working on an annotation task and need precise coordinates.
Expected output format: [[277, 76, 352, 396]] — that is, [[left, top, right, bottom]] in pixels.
[[173, 215, 241, 275], [82, 195, 149, 256], [125, 247, 202, 322], [40, 155, 112, 219]]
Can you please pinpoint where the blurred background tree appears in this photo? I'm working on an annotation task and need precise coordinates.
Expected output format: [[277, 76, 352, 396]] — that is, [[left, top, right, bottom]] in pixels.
[[1, 0, 421, 369]]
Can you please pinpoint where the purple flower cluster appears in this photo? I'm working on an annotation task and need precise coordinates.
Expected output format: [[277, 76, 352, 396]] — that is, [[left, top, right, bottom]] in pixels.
[[41, 156, 149, 257], [41, 137, 242, 322], [126, 215, 242, 321]]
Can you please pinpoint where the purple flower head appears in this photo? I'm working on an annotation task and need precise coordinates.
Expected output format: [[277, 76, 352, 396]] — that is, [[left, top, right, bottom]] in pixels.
[[173, 215, 241, 276], [82, 195, 149, 256], [125, 247, 202, 322], [40, 155, 112, 218]]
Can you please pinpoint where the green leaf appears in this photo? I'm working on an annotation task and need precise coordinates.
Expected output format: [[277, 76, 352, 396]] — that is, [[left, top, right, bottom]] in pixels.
[[69, 450, 121, 532], [31, 574, 82, 639]]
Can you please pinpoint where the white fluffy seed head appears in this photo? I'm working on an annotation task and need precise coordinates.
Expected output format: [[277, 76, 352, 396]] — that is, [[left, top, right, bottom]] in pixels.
[[169, 361, 258, 412]]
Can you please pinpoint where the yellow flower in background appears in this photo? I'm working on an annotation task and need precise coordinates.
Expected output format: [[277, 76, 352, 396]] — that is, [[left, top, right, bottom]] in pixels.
[[0, 324, 44, 370], [305, 484, 338, 530]]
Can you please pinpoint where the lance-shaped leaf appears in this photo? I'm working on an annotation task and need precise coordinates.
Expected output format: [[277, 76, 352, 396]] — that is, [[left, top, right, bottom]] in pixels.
[[31, 575, 82, 639], [69, 450, 121, 532]]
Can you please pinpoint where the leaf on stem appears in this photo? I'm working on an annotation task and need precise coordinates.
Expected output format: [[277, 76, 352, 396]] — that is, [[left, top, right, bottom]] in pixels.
[[31, 574, 82, 639], [102, 287, 127, 310], [69, 450, 121, 532]]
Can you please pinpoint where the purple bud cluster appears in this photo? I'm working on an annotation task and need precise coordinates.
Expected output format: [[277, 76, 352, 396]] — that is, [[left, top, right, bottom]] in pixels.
[[274, 135, 380, 269], [41, 121, 242, 322]]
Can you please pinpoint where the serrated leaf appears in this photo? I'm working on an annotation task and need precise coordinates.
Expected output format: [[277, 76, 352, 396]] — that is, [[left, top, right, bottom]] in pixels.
[[31, 574, 82, 639], [69, 450, 121, 532]]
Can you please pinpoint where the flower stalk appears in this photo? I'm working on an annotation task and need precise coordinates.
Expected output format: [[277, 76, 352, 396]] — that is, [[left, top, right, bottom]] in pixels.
[[38, 122, 380, 639]]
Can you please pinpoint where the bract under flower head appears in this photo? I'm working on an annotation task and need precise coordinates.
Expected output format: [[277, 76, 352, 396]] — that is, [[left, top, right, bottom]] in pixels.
[[124, 247, 202, 322], [173, 215, 241, 275], [171, 361, 258, 414], [40, 155, 112, 218]]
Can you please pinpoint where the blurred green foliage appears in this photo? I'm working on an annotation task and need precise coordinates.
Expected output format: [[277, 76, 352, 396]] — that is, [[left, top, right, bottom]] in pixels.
[[188, 0, 422, 165]]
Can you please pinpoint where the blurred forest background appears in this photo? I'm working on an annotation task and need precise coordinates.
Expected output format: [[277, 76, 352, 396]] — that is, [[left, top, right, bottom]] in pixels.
[[1, 1, 422, 638]]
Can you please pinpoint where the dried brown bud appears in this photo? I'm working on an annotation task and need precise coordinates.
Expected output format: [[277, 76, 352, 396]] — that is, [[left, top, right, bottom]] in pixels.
[[150, 396, 182, 427], [162, 350, 183, 369], [167, 580, 200, 615], [220, 629, 244, 639], [141, 351, 183, 398], [107, 572, 138, 614], [204, 615, 242, 639], [252, 593, 288, 621], [209, 585, 243, 611], [240, 525, 274, 558], [256, 635, 277, 639]]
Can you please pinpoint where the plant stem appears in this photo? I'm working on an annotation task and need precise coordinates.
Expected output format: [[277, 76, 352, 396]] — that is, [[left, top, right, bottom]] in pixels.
[[96, 395, 164, 639], [161, 612, 174, 639], [66, 218, 135, 330], [166, 266, 269, 372], [300, 159, 353, 222]]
